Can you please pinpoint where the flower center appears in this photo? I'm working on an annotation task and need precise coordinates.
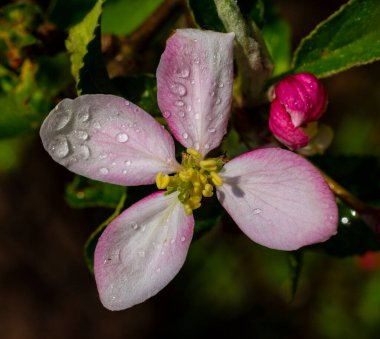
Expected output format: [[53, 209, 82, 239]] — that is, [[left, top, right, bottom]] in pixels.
[[156, 149, 224, 215]]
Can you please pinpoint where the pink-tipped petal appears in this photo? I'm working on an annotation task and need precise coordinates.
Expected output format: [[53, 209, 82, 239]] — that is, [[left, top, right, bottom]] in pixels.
[[94, 191, 194, 311], [40, 95, 180, 186], [157, 29, 235, 157], [216, 148, 338, 251], [269, 99, 310, 150]]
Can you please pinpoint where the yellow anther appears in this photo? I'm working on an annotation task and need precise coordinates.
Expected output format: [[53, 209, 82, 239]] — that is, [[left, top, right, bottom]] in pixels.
[[210, 171, 223, 186], [188, 196, 202, 210], [187, 148, 201, 159], [202, 183, 214, 197], [192, 185, 202, 196], [199, 174, 208, 185], [200, 159, 218, 171], [179, 168, 194, 182], [184, 204, 193, 215], [156, 172, 170, 189]]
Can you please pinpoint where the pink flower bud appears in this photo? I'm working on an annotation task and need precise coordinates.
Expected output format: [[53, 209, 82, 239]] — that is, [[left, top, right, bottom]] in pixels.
[[269, 73, 328, 150]]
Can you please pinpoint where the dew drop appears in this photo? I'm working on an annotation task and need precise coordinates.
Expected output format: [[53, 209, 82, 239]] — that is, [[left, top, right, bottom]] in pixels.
[[78, 110, 90, 123], [124, 100, 130, 106], [194, 141, 200, 150], [51, 110, 71, 130], [49, 136, 70, 159], [186, 104, 192, 112], [180, 236, 186, 242], [208, 127, 216, 133], [131, 223, 139, 230], [156, 267, 161, 273], [174, 100, 184, 107], [170, 83, 187, 96], [191, 79, 195, 85], [252, 208, 262, 215], [194, 113, 200, 120], [175, 68, 190, 78], [178, 111, 185, 118], [99, 167, 109, 175], [137, 250, 145, 258], [170, 239, 175, 244], [205, 143, 210, 150], [193, 57, 200, 64], [93, 121, 101, 129], [99, 153, 107, 160], [76, 130, 88, 141], [122, 169, 128, 175], [116, 132, 129, 143], [182, 132, 188, 139], [218, 82, 224, 88], [134, 107, 140, 113], [163, 111, 171, 118], [210, 91, 215, 97], [215, 98, 222, 105], [79, 145, 90, 160], [124, 160, 132, 166]]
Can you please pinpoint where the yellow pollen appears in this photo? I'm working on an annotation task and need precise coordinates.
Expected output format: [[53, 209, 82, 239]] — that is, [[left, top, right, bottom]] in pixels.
[[156, 172, 170, 189], [210, 171, 223, 186], [156, 149, 225, 215], [186, 148, 201, 159]]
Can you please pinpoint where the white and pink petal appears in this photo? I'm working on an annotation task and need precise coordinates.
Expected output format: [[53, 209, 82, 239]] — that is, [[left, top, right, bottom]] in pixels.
[[94, 191, 194, 311], [157, 29, 235, 157], [216, 148, 338, 251], [40, 94, 180, 186]]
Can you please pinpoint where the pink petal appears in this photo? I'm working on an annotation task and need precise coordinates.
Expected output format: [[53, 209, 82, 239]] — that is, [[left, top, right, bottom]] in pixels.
[[157, 29, 235, 157], [269, 99, 310, 150], [40, 95, 180, 186], [216, 148, 338, 250], [94, 191, 194, 310]]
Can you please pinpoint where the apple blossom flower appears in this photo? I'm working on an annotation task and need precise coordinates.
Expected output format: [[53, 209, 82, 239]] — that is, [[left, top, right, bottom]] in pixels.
[[40, 29, 338, 311], [269, 73, 328, 150]]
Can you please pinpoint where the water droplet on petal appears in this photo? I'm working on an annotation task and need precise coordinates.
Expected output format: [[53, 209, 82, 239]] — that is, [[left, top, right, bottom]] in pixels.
[[170, 83, 187, 96], [124, 100, 130, 106], [163, 111, 171, 118], [252, 208, 262, 215], [218, 82, 224, 88], [49, 136, 70, 159], [131, 223, 139, 230], [205, 144, 210, 150], [76, 130, 88, 140], [178, 111, 185, 118], [186, 105, 192, 112], [138, 250, 145, 258], [124, 160, 132, 166], [116, 132, 129, 143], [51, 110, 71, 130], [170, 239, 175, 244], [156, 267, 161, 273], [182, 132, 188, 139], [93, 121, 101, 129], [175, 68, 190, 78], [99, 167, 109, 175], [191, 79, 195, 85], [122, 169, 128, 175], [78, 110, 90, 123], [174, 100, 184, 107], [180, 236, 186, 242], [210, 91, 215, 97], [79, 145, 90, 160], [194, 142, 200, 150], [208, 127, 216, 133], [215, 98, 222, 105], [194, 113, 200, 120]]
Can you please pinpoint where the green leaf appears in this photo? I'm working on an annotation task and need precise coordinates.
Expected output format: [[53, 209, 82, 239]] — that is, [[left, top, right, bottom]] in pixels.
[[65, 0, 114, 95], [292, 0, 380, 77], [66, 175, 126, 209], [84, 192, 127, 273], [312, 199, 380, 257], [102, 0, 164, 35], [188, 0, 225, 32]]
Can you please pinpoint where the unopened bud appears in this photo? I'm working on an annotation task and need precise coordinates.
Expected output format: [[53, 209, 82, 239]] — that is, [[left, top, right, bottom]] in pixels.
[[269, 73, 328, 150]]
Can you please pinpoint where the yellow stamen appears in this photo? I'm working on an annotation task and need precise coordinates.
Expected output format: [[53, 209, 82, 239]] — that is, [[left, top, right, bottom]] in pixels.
[[202, 183, 214, 197], [200, 159, 218, 171], [179, 168, 194, 182], [186, 148, 201, 159], [156, 172, 170, 189], [210, 171, 223, 186]]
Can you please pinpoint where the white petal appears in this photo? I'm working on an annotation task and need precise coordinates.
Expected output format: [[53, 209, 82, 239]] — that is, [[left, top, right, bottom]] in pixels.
[[216, 148, 338, 250], [94, 192, 194, 310], [40, 95, 180, 186]]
